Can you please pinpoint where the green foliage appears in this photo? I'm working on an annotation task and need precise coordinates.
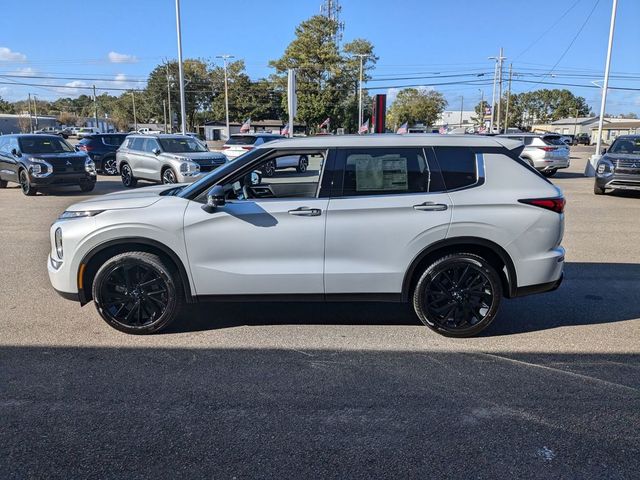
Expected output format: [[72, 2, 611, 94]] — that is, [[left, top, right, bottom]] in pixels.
[[387, 88, 447, 128], [0, 96, 14, 114]]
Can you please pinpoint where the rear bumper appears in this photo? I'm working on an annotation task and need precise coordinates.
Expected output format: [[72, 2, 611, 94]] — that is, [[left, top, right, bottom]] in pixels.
[[535, 157, 570, 171], [514, 273, 563, 298]]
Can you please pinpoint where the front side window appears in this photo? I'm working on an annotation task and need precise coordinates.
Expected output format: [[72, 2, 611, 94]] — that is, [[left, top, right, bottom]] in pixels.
[[432, 147, 478, 190], [159, 137, 207, 153], [142, 138, 160, 153], [340, 148, 436, 196], [129, 137, 145, 151], [19, 136, 74, 154]]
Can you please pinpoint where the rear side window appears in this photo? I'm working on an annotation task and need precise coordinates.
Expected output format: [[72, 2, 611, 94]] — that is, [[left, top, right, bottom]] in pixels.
[[340, 148, 438, 196], [129, 137, 145, 151], [432, 147, 478, 190], [102, 135, 126, 147], [227, 136, 258, 145], [543, 135, 565, 146]]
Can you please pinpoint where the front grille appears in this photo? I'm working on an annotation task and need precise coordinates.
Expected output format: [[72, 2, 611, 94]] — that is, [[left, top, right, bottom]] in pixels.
[[614, 159, 640, 174], [195, 157, 225, 173], [52, 163, 85, 174]]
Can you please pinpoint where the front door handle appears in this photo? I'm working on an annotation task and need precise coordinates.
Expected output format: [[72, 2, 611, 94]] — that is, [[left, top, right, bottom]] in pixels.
[[413, 202, 448, 211], [288, 207, 321, 216]]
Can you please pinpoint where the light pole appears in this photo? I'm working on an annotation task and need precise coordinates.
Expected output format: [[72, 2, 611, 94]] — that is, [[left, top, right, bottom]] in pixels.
[[92, 85, 99, 132], [166, 63, 173, 133], [216, 54, 234, 140], [131, 92, 137, 131], [478, 89, 484, 131], [174, 0, 187, 134], [586, 0, 618, 176], [489, 61, 497, 132], [33, 95, 38, 130], [459, 96, 464, 129], [354, 54, 368, 129], [27, 93, 33, 133]]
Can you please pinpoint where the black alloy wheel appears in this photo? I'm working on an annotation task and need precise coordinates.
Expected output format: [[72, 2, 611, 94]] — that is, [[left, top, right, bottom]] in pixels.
[[19, 169, 37, 196], [263, 160, 276, 177], [80, 182, 95, 193], [103, 157, 118, 176], [594, 183, 606, 195], [121, 163, 137, 188], [92, 252, 182, 334], [162, 168, 177, 184], [542, 169, 557, 177], [413, 253, 502, 337], [297, 155, 309, 173]]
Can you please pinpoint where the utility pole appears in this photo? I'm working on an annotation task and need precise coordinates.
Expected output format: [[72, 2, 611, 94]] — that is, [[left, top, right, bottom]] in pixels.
[[28, 93, 33, 133], [216, 54, 234, 140], [478, 89, 484, 131], [489, 61, 497, 133], [587, 0, 618, 176], [504, 63, 513, 133], [166, 63, 173, 133], [131, 92, 137, 131], [163, 99, 167, 133], [92, 85, 99, 132], [355, 54, 368, 130], [573, 108, 579, 137], [496, 48, 505, 133], [33, 95, 38, 130], [175, 0, 187, 134], [459, 96, 464, 129]]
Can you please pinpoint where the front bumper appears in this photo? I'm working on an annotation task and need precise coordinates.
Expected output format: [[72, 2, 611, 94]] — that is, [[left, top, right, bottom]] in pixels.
[[31, 172, 96, 187], [595, 173, 640, 191]]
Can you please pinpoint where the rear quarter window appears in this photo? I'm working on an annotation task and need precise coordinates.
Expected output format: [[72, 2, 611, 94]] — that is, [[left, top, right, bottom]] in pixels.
[[432, 147, 478, 190]]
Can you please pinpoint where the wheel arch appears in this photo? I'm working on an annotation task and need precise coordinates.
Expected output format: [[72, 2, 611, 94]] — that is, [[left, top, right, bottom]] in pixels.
[[77, 237, 194, 306], [401, 237, 518, 301]]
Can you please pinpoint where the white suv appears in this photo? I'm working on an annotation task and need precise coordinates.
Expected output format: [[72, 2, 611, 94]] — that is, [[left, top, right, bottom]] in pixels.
[[498, 133, 570, 177], [48, 135, 565, 337]]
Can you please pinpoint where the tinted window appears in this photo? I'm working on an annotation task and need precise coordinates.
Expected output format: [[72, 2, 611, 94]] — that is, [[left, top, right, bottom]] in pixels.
[[102, 135, 127, 147], [142, 138, 160, 153], [19, 136, 74, 154], [159, 137, 207, 153], [129, 137, 145, 151], [226, 135, 258, 145], [609, 137, 640, 155], [341, 148, 434, 196], [432, 147, 477, 190]]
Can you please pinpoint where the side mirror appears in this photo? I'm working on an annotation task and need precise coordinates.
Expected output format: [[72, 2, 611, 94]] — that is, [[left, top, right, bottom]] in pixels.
[[202, 185, 225, 213], [11, 148, 21, 157], [152, 148, 161, 156], [250, 170, 262, 186], [601, 148, 607, 155]]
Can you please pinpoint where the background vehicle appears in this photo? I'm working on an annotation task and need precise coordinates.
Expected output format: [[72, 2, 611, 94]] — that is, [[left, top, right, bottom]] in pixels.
[[49, 135, 564, 338], [137, 127, 163, 135], [77, 127, 100, 139], [116, 134, 227, 186], [560, 134, 574, 146], [498, 133, 570, 177], [35, 126, 69, 139], [0, 134, 96, 195], [222, 133, 284, 160], [594, 135, 640, 195], [76, 133, 129, 175], [575, 133, 591, 145]]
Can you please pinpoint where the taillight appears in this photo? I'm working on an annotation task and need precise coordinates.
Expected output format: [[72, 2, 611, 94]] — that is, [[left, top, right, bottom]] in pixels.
[[242, 146, 253, 150], [537, 146, 556, 152], [221, 146, 230, 150], [519, 197, 565, 214], [78, 145, 93, 152]]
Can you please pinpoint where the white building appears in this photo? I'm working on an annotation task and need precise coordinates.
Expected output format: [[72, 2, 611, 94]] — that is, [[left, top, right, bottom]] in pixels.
[[434, 110, 477, 128]]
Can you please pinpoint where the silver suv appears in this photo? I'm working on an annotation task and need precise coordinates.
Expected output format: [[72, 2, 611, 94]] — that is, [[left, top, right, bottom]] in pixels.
[[116, 134, 227, 187], [498, 133, 570, 177]]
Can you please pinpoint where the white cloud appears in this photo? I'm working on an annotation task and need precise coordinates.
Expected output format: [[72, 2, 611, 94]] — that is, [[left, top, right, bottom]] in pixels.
[[55, 80, 89, 96], [12, 67, 35, 76], [108, 51, 138, 63], [0, 47, 26, 62], [114, 73, 127, 83]]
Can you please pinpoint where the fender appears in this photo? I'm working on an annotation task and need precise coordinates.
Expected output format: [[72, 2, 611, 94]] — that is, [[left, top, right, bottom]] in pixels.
[[401, 236, 518, 301]]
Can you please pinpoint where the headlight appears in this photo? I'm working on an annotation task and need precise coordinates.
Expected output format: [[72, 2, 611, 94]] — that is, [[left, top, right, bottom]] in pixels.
[[54, 227, 63, 259], [597, 159, 614, 175], [180, 161, 200, 175], [30, 158, 52, 177], [58, 210, 104, 220], [85, 157, 96, 174]]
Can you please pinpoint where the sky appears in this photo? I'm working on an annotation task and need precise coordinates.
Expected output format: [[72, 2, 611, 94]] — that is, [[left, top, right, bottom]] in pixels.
[[1, 0, 639, 115]]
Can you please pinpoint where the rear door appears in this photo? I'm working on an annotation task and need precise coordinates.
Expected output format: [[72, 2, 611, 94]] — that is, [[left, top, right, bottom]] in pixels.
[[324, 147, 452, 295]]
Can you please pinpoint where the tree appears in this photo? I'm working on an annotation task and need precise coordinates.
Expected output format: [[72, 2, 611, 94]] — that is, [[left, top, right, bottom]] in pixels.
[[58, 111, 78, 127], [0, 96, 14, 114], [472, 100, 490, 126], [17, 115, 31, 133], [387, 88, 447, 127]]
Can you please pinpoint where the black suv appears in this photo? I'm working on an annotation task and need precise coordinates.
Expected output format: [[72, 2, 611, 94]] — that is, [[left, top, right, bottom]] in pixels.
[[575, 133, 591, 145], [594, 135, 640, 195], [0, 134, 97, 195], [77, 133, 129, 175]]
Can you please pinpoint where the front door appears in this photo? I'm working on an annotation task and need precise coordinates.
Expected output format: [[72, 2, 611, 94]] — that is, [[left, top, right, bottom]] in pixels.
[[183, 149, 331, 296], [324, 147, 453, 295]]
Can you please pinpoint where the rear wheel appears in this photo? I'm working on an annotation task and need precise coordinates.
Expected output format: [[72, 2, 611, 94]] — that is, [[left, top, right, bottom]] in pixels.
[[594, 183, 606, 195], [19, 169, 37, 196], [120, 163, 137, 188], [263, 160, 276, 177], [102, 156, 118, 176], [542, 169, 557, 177], [296, 155, 309, 173], [0, 178, 7, 188], [161, 167, 177, 184], [412, 253, 502, 338], [92, 252, 182, 334]]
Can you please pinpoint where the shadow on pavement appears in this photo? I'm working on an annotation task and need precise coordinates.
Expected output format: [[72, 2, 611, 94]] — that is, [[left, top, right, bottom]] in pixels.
[[1, 346, 638, 478], [167, 262, 640, 336]]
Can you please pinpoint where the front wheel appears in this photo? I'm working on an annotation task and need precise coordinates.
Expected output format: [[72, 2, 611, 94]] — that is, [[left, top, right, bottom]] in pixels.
[[102, 157, 118, 176], [92, 252, 182, 334], [542, 169, 557, 178], [412, 253, 502, 337], [121, 163, 137, 188], [594, 183, 606, 195], [162, 168, 177, 184], [19, 169, 37, 196], [80, 181, 95, 192], [263, 160, 276, 177], [0, 178, 7, 188], [296, 155, 309, 173]]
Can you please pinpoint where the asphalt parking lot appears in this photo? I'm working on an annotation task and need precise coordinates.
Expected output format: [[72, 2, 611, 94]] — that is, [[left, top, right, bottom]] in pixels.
[[1, 146, 639, 478]]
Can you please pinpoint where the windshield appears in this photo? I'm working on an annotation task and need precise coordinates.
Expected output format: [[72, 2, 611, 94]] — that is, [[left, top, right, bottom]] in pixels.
[[609, 137, 640, 155], [226, 135, 259, 145], [19, 136, 75, 154], [159, 137, 207, 153]]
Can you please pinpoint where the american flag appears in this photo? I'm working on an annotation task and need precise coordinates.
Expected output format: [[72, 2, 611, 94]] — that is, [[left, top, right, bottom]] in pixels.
[[358, 119, 369, 134], [396, 122, 408, 134], [438, 126, 447, 134], [281, 123, 290, 136], [240, 118, 251, 133], [319, 117, 330, 129]]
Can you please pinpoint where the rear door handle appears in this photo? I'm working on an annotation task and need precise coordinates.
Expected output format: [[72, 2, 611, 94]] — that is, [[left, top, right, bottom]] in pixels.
[[288, 207, 321, 216], [413, 202, 448, 211]]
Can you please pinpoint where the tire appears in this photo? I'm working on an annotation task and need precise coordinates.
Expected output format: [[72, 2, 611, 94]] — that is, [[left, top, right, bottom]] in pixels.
[[102, 156, 118, 176], [19, 169, 37, 196], [120, 163, 137, 188], [412, 253, 502, 338], [542, 169, 557, 178], [296, 155, 309, 173], [522, 157, 534, 168], [92, 251, 183, 334], [161, 167, 177, 184], [594, 183, 606, 195], [263, 160, 276, 177], [0, 178, 7, 188], [80, 181, 95, 192]]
